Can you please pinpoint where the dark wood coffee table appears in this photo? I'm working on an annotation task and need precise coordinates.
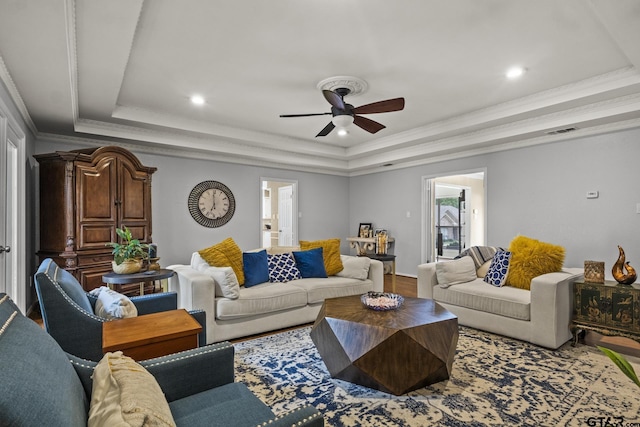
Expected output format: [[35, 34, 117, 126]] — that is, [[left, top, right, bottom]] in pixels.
[[310, 295, 458, 395]]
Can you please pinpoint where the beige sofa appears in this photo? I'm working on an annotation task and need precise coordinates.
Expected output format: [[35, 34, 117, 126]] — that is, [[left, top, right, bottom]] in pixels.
[[168, 247, 383, 344], [417, 259, 583, 349]]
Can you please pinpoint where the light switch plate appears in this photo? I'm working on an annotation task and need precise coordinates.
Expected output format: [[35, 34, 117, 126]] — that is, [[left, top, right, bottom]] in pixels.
[[586, 191, 599, 199]]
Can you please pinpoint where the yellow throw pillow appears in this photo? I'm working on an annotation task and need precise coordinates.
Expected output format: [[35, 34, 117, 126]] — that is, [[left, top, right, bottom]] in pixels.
[[299, 238, 343, 276], [198, 237, 245, 285], [506, 235, 565, 290]]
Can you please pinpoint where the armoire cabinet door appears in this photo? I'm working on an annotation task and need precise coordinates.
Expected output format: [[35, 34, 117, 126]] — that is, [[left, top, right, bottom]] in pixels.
[[119, 160, 152, 242], [75, 156, 118, 250]]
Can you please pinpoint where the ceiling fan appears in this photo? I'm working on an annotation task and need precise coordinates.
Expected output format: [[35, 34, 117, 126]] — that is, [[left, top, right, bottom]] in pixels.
[[280, 88, 405, 137]]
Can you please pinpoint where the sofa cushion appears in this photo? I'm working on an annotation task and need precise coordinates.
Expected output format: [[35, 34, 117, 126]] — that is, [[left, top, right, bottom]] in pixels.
[[243, 250, 269, 288], [506, 235, 565, 290], [36, 258, 94, 314], [435, 256, 477, 287], [201, 266, 240, 299], [169, 382, 274, 427], [336, 255, 371, 280], [292, 248, 328, 278], [289, 277, 374, 304], [89, 286, 138, 319], [483, 251, 512, 287], [198, 237, 245, 285], [433, 279, 531, 321], [299, 238, 344, 276], [89, 351, 175, 427], [0, 294, 88, 426], [267, 252, 302, 283], [215, 282, 308, 320]]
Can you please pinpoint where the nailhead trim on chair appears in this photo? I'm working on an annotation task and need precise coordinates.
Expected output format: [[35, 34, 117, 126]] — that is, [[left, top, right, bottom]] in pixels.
[[256, 409, 323, 426], [0, 294, 8, 305], [0, 311, 17, 337], [142, 343, 234, 367], [68, 342, 234, 370], [42, 262, 106, 322]]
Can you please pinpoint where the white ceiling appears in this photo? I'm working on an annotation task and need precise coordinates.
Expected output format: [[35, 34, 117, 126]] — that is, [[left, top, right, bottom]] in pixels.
[[1, 0, 639, 176]]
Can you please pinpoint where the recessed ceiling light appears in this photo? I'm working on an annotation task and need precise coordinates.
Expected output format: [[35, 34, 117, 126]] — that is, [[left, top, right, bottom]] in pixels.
[[506, 66, 526, 79], [190, 95, 205, 105]]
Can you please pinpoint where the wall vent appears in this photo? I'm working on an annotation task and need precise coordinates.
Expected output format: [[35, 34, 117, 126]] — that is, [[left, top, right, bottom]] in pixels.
[[546, 127, 578, 135]]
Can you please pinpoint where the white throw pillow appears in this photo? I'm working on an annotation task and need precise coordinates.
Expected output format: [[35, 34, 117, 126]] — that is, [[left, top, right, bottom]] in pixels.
[[190, 252, 210, 271], [435, 256, 477, 288], [88, 351, 175, 427], [336, 255, 371, 280], [201, 266, 240, 299], [89, 286, 138, 319]]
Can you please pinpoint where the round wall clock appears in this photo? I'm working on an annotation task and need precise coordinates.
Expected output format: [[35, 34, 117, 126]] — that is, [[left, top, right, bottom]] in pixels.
[[188, 180, 236, 228]]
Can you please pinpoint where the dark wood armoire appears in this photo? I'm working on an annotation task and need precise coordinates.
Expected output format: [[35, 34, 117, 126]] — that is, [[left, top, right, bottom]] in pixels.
[[34, 146, 157, 291]]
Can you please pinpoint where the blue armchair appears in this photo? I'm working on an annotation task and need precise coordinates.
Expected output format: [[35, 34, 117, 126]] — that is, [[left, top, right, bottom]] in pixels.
[[34, 258, 207, 361], [0, 293, 324, 426]]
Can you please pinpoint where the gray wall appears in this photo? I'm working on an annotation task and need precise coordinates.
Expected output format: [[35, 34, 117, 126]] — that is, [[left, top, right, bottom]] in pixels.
[[350, 127, 640, 278], [33, 140, 351, 267]]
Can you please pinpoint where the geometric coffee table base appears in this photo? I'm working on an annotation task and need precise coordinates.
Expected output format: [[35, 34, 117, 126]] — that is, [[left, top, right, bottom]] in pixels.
[[310, 296, 458, 395]]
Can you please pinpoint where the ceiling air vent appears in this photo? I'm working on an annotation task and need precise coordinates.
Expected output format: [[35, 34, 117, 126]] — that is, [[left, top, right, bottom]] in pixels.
[[546, 127, 578, 135]]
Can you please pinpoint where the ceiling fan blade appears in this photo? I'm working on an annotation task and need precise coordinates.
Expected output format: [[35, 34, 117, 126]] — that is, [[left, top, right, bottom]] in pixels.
[[322, 90, 346, 110], [315, 122, 335, 137], [279, 112, 331, 118], [352, 97, 405, 114], [353, 115, 386, 134]]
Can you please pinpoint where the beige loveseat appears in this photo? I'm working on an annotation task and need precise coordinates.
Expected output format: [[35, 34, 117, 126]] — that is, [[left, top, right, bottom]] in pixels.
[[417, 257, 583, 349], [168, 247, 383, 344]]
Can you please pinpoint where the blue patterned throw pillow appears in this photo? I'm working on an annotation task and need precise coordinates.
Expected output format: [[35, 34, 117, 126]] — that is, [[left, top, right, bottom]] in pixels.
[[268, 253, 302, 283], [484, 250, 512, 287]]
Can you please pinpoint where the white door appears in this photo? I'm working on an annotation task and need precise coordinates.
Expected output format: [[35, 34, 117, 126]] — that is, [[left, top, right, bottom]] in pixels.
[[278, 185, 293, 246], [0, 123, 17, 304], [0, 100, 25, 311]]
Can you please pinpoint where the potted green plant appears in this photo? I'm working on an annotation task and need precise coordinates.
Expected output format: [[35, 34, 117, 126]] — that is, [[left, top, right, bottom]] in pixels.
[[106, 226, 149, 274], [599, 346, 640, 388]]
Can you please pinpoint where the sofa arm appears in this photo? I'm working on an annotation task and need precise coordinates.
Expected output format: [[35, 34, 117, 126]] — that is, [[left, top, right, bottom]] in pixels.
[[263, 406, 324, 426], [529, 268, 584, 349], [167, 265, 216, 314], [417, 262, 438, 299], [368, 259, 385, 292]]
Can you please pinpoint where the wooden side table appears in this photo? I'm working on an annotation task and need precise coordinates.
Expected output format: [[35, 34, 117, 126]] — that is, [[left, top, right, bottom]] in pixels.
[[367, 254, 397, 293], [102, 268, 176, 296], [102, 309, 202, 360]]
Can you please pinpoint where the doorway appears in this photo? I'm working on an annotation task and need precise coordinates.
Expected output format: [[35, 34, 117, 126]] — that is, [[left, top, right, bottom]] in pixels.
[[422, 170, 486, 263], [260, 178, 298, 248], [0, 100, 26, 311]]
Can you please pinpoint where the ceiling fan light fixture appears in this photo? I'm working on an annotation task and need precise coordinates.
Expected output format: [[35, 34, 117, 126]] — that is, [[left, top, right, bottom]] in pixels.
[[337, 128, 348, 137], [332, 114, 354, 129]]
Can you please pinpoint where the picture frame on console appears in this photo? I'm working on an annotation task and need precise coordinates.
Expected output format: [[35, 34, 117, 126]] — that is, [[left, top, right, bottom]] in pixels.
[[358, 223, 372, 238]]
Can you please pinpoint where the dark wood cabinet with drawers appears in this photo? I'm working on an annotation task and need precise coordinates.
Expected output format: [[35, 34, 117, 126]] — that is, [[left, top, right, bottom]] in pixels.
[[35, 146, 156, 292], [572, 280, 640, 344]]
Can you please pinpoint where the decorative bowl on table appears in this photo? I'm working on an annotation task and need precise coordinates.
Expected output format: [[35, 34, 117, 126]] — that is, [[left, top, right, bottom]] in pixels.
[[361, 291, 404, 311]]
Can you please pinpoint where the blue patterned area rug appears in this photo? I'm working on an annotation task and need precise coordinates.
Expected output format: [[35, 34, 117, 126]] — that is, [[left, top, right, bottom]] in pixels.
[[233, 326, 640, 427]]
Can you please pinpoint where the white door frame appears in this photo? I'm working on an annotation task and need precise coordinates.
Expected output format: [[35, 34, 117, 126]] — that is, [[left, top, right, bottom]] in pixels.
[[0, 95, 27, 311], [259, 177, 298, 248], [421, 168, 487, 264]]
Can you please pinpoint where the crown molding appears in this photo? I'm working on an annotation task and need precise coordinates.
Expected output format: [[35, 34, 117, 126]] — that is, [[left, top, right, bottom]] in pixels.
[[348, 117, 640, 176], [0, 55, 38, 136], [346, 66, 640, 159], [110, 105, 346, 158]]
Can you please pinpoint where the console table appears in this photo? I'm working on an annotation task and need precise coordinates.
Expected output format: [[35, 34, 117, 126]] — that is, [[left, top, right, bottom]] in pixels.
[[571, 280, 640, 344], [347, 237, 397, 293], [102, 268, 175, 296]]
